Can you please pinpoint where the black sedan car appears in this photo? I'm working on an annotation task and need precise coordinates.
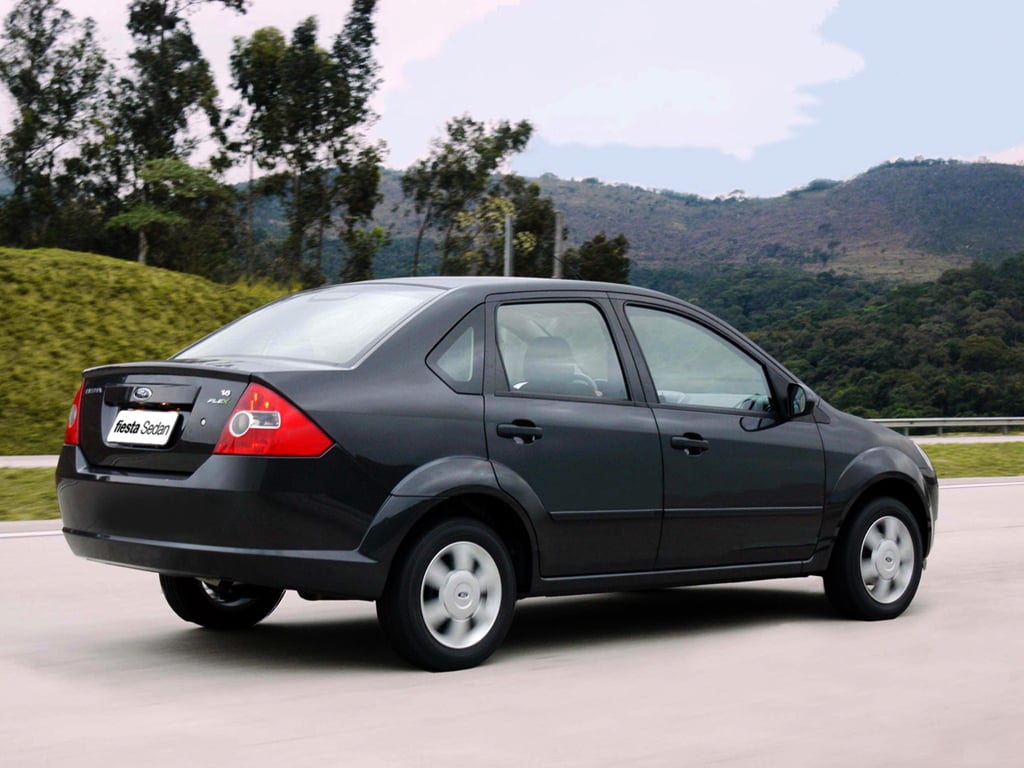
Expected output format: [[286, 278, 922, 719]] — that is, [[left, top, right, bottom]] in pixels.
[[57, 277, 938, 670]]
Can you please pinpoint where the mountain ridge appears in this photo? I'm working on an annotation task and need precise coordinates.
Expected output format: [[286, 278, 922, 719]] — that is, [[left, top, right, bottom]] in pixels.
[[371, 159, 1024, 282]]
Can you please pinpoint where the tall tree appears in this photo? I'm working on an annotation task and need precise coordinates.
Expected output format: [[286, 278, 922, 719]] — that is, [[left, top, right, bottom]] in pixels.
[[444, 176, 559, 277], [564, 233, 631, 284], [230, 2, 384, 285], [503, 176, 559, 277], [400, 115, 533, 275], [115, 0, 247, 262], [0, 0, 108, 247]]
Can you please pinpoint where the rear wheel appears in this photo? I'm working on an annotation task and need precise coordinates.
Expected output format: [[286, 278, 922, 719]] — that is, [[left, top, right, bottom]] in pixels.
[[824, 497, 923, 620], [377, 518, 515, 671], [159, 575, 284, 630]]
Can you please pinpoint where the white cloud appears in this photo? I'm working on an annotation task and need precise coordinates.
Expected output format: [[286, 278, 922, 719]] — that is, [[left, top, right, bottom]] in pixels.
[[979, 145, 1024, 165], [12, 1, 864, 179], [380, 0, 863, 165], [48, 1, 516, 95], [374, 0, 522, 94]]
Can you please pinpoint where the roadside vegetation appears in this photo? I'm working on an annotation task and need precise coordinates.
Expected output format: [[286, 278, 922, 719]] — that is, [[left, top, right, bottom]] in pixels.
[[0, 469, 58, 521], [920, 443, 1024, 479], [0, 248, 286, 454]]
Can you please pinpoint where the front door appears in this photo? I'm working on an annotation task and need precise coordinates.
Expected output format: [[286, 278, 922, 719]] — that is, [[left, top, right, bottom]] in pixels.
[[622, 303, 826, 569]]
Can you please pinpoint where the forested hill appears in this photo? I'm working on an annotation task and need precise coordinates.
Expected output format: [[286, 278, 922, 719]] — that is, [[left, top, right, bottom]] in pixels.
[[749, 255, 1024, 418], [374, 159, 1024, 282]]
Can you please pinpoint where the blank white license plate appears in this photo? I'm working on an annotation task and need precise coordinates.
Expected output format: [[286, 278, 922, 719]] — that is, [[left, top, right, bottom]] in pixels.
[[107, 410, 180, 447]]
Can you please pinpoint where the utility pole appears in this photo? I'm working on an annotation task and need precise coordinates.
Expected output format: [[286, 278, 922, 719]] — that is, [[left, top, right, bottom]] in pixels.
[[552, 210, 564, 278], [503, 212, 513, 277]]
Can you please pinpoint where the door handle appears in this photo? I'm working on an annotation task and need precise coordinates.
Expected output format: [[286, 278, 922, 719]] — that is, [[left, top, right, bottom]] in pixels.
[[497, 421, 544, 443], [671, 433, 709, 455]]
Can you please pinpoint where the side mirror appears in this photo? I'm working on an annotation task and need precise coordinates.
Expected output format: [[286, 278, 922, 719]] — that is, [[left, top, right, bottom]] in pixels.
[[788, 384, 814, 418]]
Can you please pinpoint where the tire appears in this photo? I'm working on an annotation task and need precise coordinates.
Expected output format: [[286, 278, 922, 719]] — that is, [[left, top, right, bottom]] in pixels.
[[824, 497, 923, 620], [376, 518, 516, 671], [159, 575, 284, 630]]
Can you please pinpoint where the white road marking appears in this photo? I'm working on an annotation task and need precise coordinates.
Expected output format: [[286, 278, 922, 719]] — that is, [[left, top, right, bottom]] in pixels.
[[942, 480, 1024, 489], [0, 530, 63, 540]]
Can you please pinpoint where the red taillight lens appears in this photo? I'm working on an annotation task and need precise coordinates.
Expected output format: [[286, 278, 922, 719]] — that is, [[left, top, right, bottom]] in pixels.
[[213, 384, 332, 457], [64, 382, 84, 446]]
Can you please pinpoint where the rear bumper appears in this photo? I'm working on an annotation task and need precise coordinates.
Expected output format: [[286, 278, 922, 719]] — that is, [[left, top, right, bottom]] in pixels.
[[56, 445, 389, 599], [63, 527, 384, 599]]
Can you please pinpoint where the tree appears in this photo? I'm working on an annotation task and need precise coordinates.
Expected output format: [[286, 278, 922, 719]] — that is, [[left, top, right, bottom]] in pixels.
[[115, 0, 247, 262], [340, 225, 386, 283], [564, 233, 631, 284], [503, 176, 559, 277], [443, 176, 559, 277], [445, 195, 517, 276], [121, 0, 246, 162], [230, 2, 384, 284], [0, 0, 108, 247], [106, 158, 238, 279], [400, 115, 533, 275]]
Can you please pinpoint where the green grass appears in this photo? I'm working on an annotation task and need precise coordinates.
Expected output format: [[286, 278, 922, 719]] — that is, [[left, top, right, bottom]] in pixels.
[[3, 445, 1020, 523], [0, 248, 288, 454], [0, 469, 58, 521], [921, 442, 1024, 478]]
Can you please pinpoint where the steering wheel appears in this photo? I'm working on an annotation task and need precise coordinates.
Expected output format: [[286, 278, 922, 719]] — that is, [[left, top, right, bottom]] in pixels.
[[735, 394, 772, 412], [572, 371, 598, 390], [658, 390, 689, 405]]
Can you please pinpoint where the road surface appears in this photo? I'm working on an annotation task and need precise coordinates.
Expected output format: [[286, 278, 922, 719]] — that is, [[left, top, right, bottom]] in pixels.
[[2, 478, 1022, 766]]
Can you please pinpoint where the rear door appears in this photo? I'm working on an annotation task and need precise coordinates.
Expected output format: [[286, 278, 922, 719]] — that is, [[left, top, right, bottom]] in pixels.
[[618, 301, 826, 569], [483, 294, 663, 577]]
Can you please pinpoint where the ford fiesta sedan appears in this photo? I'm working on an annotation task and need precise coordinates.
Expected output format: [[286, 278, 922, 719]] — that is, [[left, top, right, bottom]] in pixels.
[[57, 277, 938, 670]]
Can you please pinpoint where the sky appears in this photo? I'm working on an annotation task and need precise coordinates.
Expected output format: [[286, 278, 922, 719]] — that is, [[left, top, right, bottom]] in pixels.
[[12, 0, 1024, 197]]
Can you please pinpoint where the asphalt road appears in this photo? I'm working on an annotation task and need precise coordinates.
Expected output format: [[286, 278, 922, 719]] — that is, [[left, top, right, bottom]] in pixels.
[[2, 478, 1022, 767]]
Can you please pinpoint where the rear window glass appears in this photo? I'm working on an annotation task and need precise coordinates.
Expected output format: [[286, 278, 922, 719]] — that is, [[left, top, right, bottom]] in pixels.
[[176, 284, 443, 367]]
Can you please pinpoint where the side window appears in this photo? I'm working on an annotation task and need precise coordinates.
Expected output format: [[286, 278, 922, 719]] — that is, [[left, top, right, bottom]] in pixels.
[[427, 306, 484, 394], [625, 305, 773, 411], [496, 302, 628, 400]]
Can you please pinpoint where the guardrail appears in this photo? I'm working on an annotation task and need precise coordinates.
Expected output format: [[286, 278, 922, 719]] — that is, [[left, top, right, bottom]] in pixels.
[[873, 417, 1024, 436]]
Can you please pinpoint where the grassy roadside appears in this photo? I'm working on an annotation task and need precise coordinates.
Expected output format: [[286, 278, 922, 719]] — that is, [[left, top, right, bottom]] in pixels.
[[4, 443, 1021, 522], [0, 469, 59, 521], [920, 442, 1024, 479], [0, 248, 287, 455]]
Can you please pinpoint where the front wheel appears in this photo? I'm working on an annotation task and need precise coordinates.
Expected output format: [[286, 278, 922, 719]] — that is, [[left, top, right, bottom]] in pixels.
[[824, 497, 923, 620], [377, 518, 516, 671], [159, 575, 284, 630]]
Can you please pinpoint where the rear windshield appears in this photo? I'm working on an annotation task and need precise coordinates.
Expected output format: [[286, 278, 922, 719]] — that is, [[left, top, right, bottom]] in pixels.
[[175, 284, 443, 367]]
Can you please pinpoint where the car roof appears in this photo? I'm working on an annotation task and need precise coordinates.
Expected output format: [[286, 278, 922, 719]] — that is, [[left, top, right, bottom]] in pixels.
[[326, 276, 675, 302]]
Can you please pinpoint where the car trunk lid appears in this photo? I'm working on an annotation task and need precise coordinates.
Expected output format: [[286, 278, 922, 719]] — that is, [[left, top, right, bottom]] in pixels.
[[75, 359, 334, 474]]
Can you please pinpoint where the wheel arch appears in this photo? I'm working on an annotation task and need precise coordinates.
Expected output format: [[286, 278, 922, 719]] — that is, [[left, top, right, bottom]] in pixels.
[[843, 478, 930, 548], [389, 493, 536, 596], [359, 457, 538, 597], [814, 447, 936, 571]]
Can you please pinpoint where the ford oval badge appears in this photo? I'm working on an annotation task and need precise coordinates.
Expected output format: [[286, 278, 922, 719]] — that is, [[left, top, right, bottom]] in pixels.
[[133, 387, 153, 401]]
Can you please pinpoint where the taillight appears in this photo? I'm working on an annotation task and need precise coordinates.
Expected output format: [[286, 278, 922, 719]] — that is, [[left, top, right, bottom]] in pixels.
[[64, 382, 84, 446], [213, 384, 332, 457]]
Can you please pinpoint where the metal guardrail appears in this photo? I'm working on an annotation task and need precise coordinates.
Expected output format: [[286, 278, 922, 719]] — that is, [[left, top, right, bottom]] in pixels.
[[873, 417, 1024, 436]]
